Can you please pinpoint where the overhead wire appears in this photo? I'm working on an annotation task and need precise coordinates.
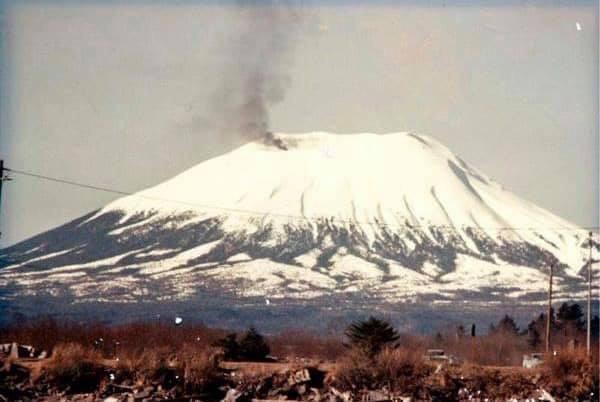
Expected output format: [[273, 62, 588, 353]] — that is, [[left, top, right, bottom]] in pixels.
[[4, 167, 599, 233]]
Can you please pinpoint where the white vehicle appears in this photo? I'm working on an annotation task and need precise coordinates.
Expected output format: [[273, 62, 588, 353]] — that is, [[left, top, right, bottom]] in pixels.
[[522, 352, 545, 368], [424, 349, 460, 365]]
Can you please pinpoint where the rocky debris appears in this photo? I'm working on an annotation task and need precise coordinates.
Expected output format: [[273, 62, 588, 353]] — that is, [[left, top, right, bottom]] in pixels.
[[359, 391, 412, 402], [328, 386, 352, 402], [0, 356, 578, 402], [220, 366, 354, 402], [0, 358, 34, 401], [360, 390, 388, 402], [222, 388, 242, 402], [0, 342, 48, 359]]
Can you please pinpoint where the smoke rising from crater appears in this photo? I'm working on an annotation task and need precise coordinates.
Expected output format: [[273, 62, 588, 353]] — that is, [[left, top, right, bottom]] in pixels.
[[210, 2, 301, 143]]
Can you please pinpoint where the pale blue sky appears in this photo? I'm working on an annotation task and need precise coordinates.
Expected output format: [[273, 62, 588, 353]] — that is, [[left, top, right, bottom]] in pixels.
[[0, 1, 598, 246]]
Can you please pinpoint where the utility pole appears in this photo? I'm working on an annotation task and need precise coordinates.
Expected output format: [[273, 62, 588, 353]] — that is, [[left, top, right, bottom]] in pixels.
[[0, 160, 7, 240], [0, 160, 4, 212], [587, 231, 593, 356], [545, 264, 553, 354]]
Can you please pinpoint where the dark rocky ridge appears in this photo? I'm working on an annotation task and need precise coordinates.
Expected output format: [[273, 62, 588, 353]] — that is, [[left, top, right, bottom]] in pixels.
[[0, 207, 593, 330]]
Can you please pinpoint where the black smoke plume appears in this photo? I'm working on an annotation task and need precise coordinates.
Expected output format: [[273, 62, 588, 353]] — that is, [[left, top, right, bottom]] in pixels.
[[210, 1, 301, 145]]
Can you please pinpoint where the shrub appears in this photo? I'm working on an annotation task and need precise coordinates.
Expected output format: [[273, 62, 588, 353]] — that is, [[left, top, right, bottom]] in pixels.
[[332, 346, 430, 394], [43, 343, 105, 393], [180, 346, 222, 393], [114, 343, 224, 391], [375, 347, 430, 393], [543, 348, 599, 400], [332, 347, 374, 390], [115, 346, 174, 385], [457, 365, 538, 400]]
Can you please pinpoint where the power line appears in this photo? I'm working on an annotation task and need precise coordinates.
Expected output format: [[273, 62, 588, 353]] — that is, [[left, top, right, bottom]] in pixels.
[[4, 167, 599, 233], [5, 168, 132, 197]]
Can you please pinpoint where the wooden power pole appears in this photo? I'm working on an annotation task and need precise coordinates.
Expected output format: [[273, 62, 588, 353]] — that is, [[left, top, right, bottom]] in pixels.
[[0, 160, 4, 239], [545, 264, 553, 354], [0, 160, 12, 241], [0, 160, 4, 212], [587, 232, 593, 356]]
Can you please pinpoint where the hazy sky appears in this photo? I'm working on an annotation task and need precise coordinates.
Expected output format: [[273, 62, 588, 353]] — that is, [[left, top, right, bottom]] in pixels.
[[0, 1, 598, 246]]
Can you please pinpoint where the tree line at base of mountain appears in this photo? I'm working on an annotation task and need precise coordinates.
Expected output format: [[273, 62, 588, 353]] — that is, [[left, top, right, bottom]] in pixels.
[[205, 302, 599, 365], [1, 302, 597, 366]]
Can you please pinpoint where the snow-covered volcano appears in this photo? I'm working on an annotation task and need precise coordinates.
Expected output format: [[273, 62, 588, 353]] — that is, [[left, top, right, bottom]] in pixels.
[[0, 132, 595, 326]]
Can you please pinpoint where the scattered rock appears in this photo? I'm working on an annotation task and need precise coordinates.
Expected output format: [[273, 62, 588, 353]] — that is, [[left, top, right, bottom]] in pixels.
[[289, 369, 311, 385], [538, 388, 556, 402], [223, 388, 243, 402], [0, 342, 48, 359]]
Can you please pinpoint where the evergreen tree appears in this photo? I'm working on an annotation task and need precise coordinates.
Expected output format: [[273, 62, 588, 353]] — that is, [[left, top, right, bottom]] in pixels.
[[213, 333, 239, 360], [525, 309, 559, 348], [557, 302, 584, 330], [526, 323, 542, 348], [344, 316, 400, 356], [492, 315, 519, 335], [238, 327, 270, 361], [532, 310, 556, 328]]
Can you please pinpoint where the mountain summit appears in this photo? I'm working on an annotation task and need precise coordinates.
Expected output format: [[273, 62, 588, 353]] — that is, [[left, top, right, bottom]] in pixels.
[[0, 132, 592, 327]]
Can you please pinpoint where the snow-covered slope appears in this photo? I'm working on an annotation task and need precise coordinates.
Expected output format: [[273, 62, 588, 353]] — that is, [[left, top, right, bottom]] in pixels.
[[0, 132, 595, 322]]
